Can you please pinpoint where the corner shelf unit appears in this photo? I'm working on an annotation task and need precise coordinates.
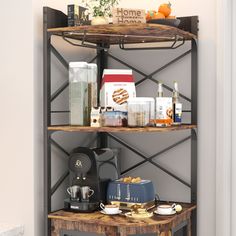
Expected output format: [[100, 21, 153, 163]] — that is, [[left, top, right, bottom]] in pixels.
[[44, 7, 198, 236]]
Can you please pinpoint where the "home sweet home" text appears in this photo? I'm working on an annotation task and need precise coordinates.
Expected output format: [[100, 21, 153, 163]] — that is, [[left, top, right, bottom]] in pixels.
[[112, 8, 146, 24]]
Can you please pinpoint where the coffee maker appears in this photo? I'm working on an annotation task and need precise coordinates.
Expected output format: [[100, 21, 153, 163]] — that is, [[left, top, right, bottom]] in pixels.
[[64, 147, 119, 212]]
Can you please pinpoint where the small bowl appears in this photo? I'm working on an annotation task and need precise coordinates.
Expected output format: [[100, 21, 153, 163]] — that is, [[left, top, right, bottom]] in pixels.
[[147, 19, 181, 27]]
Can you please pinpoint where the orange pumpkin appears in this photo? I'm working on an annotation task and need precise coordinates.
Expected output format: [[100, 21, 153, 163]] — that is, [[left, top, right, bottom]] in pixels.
[[158, 2, 172, 17], [153, 12, 165, 19], [146, 10, 156, 21], [146, 13, 151, 21]]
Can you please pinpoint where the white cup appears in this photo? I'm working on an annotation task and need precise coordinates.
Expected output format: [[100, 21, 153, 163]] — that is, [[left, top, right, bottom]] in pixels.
[[100, 203, 120, 214], [157, 204, 176, 215]]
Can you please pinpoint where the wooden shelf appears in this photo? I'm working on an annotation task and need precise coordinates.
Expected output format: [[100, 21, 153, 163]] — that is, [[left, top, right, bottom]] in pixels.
[[48, 23, 196, 45], [48, 124, 196, 133], [48, 203, 196, 235]]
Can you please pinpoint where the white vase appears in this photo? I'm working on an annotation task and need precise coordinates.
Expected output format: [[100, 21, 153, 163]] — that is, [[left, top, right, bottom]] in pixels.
[[91, 16, 109, 25]]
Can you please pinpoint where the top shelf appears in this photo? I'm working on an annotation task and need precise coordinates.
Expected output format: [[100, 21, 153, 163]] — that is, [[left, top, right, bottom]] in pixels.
[[47, 23, 197, 45]]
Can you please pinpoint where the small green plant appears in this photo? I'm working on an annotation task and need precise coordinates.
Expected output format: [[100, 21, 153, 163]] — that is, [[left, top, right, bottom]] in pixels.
[[82, 0, 119, 17]]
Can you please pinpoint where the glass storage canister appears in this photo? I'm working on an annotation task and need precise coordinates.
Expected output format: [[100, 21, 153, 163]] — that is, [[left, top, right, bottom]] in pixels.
[[127, 97, 155, 127], [69, 62, 89, 126], [102, 111, 128, 127], [87, 63, 98, 122]]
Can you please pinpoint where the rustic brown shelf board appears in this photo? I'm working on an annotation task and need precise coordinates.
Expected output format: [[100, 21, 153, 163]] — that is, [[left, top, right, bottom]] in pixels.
[[48, 124, 196, 133], [48, 203, 196, 228], [47, 23, 196, 45]]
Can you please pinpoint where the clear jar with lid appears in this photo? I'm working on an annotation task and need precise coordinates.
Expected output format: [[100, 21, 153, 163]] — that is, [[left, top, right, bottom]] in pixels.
[[87, 63, 98, 123], [69, 62, 89, 125], [127, 97, 155, 127]]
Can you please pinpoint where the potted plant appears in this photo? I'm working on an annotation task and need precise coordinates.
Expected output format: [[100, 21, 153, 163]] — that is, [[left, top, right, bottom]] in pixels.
[[82, 0, 119, 25]]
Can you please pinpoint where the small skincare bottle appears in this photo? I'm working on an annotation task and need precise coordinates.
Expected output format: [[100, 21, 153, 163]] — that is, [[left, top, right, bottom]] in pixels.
[[172, 81, 182, 125], [155, 82, 173, 126]]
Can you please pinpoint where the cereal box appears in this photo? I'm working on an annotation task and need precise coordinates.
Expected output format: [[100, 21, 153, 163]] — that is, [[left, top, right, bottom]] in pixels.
[[100, 69, 136, 111]]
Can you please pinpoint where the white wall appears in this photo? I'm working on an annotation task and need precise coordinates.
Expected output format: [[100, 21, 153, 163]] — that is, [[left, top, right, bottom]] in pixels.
[[232, 0, 236, 235], [215, 0, 233, 235], [33, 1, 45, 235], [0, 1, 34, 236]]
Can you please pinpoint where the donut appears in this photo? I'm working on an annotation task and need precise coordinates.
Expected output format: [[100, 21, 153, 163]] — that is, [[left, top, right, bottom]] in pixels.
[[166, 107, 173, 118], [112, 88, 129, 105]]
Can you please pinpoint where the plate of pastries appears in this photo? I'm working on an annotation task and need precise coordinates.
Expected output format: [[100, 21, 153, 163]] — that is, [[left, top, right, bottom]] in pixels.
[[119, 176, 142, 184]]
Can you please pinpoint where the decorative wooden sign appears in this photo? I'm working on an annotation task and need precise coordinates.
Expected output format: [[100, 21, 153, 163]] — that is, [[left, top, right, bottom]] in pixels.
[[112, 8, 146, 24]]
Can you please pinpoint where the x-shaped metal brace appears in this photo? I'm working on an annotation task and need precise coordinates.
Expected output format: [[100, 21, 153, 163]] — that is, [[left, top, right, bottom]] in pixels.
[[107, 132, 191, 188]]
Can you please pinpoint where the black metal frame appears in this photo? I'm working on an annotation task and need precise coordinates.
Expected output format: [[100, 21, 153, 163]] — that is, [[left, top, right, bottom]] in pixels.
[[43, 7, 198, 236]]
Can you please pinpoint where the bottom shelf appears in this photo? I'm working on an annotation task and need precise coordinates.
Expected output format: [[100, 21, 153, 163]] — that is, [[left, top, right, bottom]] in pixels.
[[49, 203, 196, 235]]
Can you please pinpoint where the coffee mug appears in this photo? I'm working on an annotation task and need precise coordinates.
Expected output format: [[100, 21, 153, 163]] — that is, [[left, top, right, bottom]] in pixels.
[[156, 203, 176, 215], [80, 186, 94, 201], [67, 185, 80, 200], [100, 203, 119, 214]]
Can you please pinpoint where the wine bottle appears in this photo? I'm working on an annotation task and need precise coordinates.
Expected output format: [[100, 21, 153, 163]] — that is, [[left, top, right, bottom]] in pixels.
[[157, 82, 164, 97]]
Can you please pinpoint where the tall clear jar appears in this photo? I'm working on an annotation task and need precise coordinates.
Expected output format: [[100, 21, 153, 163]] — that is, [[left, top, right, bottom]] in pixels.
[[87, 63, 98, 123], [69, 62, 89, 125]]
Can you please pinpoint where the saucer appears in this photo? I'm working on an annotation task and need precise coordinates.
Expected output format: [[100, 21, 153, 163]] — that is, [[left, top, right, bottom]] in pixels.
[[100, 210, 122, 215], [154, 210, 176, 216], [125, 212, 153, 219]]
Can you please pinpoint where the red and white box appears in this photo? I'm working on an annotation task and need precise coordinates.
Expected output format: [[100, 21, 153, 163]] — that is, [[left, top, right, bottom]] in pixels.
[[100, 69, 136, 111]]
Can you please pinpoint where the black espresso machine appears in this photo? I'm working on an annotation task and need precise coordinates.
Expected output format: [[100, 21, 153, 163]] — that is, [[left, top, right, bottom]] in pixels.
[[64, 147, 120, 212]]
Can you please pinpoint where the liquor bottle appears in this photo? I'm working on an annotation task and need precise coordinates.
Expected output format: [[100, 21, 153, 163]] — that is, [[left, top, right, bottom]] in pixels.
[[155, 82, 172, 126], [172, 81, 182, 125], [157, 82, 164, 97]]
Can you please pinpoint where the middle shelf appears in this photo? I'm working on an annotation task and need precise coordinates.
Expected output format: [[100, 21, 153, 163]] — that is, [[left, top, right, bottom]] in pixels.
[[48, 124, 196, 133]]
